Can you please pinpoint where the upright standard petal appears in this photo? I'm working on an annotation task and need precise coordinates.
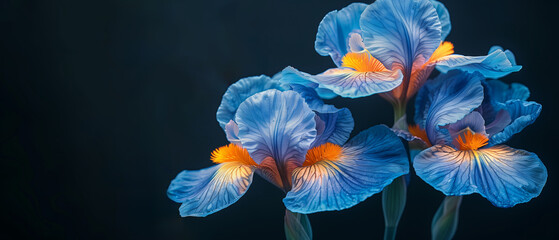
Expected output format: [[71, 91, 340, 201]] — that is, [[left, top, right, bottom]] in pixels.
[[236, 90, 317, 167], [435, 47, 522, 79], [422, 71, 485, 144], [312, 108, 354, 147], [414, 145, 547, 207], [284, 125, 409, 213], [167, 162, 256, 217], [360, 0, 441, 72], [315, 3, 368, 66], [489, 100, 542, 146], [430, 0, 451, 40], [485, 79, 530, 103], [216, 75, 287, 129]]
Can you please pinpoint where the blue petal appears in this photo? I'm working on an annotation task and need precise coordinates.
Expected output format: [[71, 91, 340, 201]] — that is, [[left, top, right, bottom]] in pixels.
[[430, 0, 451, 40], [445, 111, 486, 140], [274, 66, 337, 99], [236, 90, 317, 167], [414, 145, 547, 207], [421, 71, 485, 144], [216, 75, 288, 129], [167, 163, 256, 217], [360, 0, 441, 72], [435, 47, 522, 79], [485, 79, 530, 103], [315, 3, 368, 66], [313, 67, 403, 98], [489, 100, 542, 146], [312, 108, 354, 147], [284, 125, 409, 213], [224, 120, 242, 145]]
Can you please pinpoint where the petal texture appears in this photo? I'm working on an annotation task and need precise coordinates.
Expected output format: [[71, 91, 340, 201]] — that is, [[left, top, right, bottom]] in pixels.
[[313, 67, 403, 98], [167, 163, 256, 217], [435, 47, 522, 79], [236, 90, 317, 167], [315, 3, 368, 66], [489, 100, 542, 146], [414, 145, 547, 207], [284, 125, 409, 213], [216, 75, 287, 129], [360, 0, 441, 72], [430, 0, 451, 40]]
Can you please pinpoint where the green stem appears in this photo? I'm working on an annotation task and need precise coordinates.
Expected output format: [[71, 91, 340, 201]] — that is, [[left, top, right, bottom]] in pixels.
[[431, 196, 463, 240], [284, 209, 312, 240], [382, 104, 409, 240]]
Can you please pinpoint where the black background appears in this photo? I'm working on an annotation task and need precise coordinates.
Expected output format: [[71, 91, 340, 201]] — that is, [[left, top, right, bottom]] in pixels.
[[2, 0, 558, 239]]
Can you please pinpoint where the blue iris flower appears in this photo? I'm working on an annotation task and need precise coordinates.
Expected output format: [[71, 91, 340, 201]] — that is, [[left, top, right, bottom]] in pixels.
[[281, 0, 520, 108], [167, 74, 409, 216], [411, 70, 546, 207]]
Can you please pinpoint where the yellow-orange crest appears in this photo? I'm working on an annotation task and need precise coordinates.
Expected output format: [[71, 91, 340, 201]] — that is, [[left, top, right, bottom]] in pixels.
[[454, 130, 489, 151], [211, 143, 257, 166], [303, 143, 343, 167], [428, 41, 454, 63], [408, 124, 432, 147], [341, 52, 387, 72]]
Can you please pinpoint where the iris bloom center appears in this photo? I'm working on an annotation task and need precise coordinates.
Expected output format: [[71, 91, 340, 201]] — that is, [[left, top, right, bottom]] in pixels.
[[303, 143, 343, 166], [341, 52, 387, 72], [454, 130, 489, 151]]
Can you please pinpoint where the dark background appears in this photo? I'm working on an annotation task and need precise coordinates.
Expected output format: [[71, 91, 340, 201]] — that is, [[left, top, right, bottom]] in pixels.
[[2, 0, 557, 239]]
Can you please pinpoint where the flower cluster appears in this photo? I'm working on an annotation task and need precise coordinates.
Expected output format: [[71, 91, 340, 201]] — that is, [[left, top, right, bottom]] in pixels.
[[167, 0, 546, 239]]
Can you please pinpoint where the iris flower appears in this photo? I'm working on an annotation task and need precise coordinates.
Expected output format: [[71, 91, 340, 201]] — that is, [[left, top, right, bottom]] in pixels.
[[167, 74, 409, 218], [410, 70, 546, 207], [283, 0, 520, 111]]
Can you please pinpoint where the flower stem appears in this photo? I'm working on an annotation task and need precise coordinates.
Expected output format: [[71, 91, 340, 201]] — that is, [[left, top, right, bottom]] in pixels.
[[431, 196, 463, 240], [284, 209, 312, 240], [382, 104, 409, 240]]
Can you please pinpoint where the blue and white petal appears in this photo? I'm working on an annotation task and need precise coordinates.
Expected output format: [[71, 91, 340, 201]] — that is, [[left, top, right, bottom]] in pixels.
[[284, 125, 409, 213], [315, 3, 368, 66], [430, 0, 451, 40], [216, 75, 288, 129], [313, 68, 403, 98], [236, 90, 317, 166], [414, 145, 547, 207], [312, 108, 354, 147], [360, 0, 442, 72], [422, 70, 485, 144], [489, 100, 542, 146], [435, 47, 522, 79], [274, 66, 337, 99], [167, 163, 256, 217]]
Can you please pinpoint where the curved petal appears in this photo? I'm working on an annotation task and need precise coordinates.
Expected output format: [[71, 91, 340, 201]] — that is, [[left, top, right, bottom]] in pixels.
[[236, 90, 317, 167], [414, 145, 547, 207], [224, 120, 241, 145], [422, 71, 485, 144], [312, 108, 354, 147], [167, 163, 256, 217], [485, 79, 530, 103], [430, 0, 451, 40], [435, 47, 522, 79], [216, 75, 288, 129], [445, 111, 486, 141], [274, 66, 337, 99], [313, 67, 403, 98], [360, 0, 441, 72], [489, 100, 542, 146], [284, 125, 409, 213], [315, 3, 368, 66]]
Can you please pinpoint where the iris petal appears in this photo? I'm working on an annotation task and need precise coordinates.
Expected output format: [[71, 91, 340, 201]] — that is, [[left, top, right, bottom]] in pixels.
[[360, 0, 442, 72], [274, 66, 337, 99], [414, 145, 547, 207], [435, 47, 522, 79], [167, 163, 256, 217], [313, 67, 403, 98], [485, 79, 530, 103], [430, 0, 451, 40], [236, 90, 317, 167], [216, 75, 287, 129], [489, 100, 542, 146], [315, 3, 368, 66], [419, 71, 485, 144], [284, 125, 409, 213], [312, 108, 354, 147]]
